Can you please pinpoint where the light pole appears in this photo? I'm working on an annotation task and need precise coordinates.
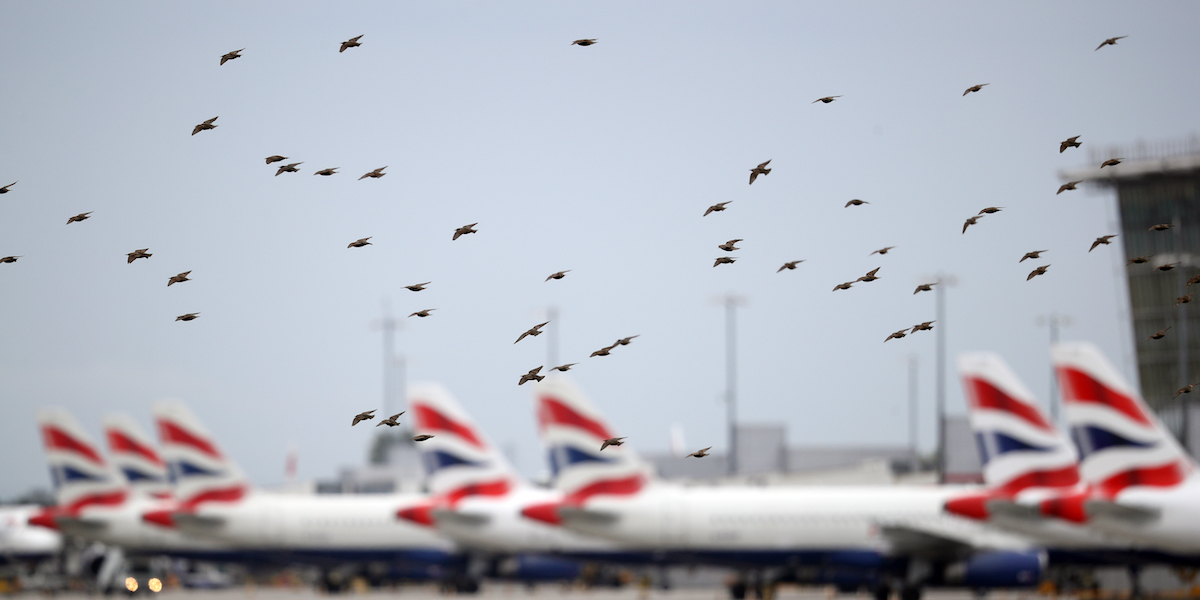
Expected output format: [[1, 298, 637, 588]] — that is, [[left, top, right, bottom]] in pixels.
[[909, 353, 919, 470], [1037, 313, 1072, 425], [371, 300, 405, 421], [715, 294, 746, 476], [932, 274, 956, 483]]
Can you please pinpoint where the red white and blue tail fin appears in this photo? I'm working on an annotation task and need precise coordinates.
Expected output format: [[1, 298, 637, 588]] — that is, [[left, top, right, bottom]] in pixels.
[[408, 382, 519, 501], [1053, 342, 1195, 497], [532, 377, 650, 504], [37, 408, 127, 512], [103, 414, 172, 500], [152, 399, 248, 509]]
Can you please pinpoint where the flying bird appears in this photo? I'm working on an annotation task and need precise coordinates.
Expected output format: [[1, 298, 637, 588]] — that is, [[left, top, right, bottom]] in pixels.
[[571, 39, 597, 46], [352, 410, 376, 426], [219, 48, 243, 65], [413, 435, 434, 442], [404, 282, 430, 291], [963, 83, 989, 96], [1060, 136, 1081, 153], [409, 309, 435, 318], [1150, 223, 1172, 231], [1174, 384, 1199, 399], [359, 167, 387, 180], [962, 215, 983, 233], [175, 313, 200, 322], [1095, 36, 1127, 51], [1101, 158, 1124, 168], [545, 270, 570, 281], [718, 239, 743, 252], [714, 256, 737, 267], [313, 168, 339, 176], [857, 267, 881, 283], [911, 321, 935, 333], [615, 335, 639, 346], [845, 199, 868, 207], [515, 321, 550, 344], [1057, 181, 1081, 194], [0, 256, 21, 264], [812, 96, 842, 104], [1147, 326, 1172, 340], [1027, 265, 1050, 281], [0, 181, 15, 194], [167, 271, 192, 286], [687, 447, 712, 458], [192, 117, 218, 136], [550, 363, 578, 372], [340, 35, 363, 53], [66, 211, 93, 224], [749, 160, 771, 185], [376, 412, 405, 427], [1176, 294, 1193, 307], [832, 281, 854, 291], [1127, 256, 1152, 265], [126, 249, 151, 264], [777, 260, 804, 273], [600, 437, 625, 451], [885, 329, 908, 342], [453, 223, 478, 240], [590, 343, 617, 357], [1188, 275, 1200, 287], [275, 162, 302, 176], [913, 282, 936, 294], [265, 155, 287, 164], [519, 366, 545, 386], [1089, 235, 1117, 252], [1156, 263, 1179, 272], [978, 207, 1003, 214], [348, 237, 373, 248], [704, 201, 731, 216], [870, 247, 895, 256], [1020, 250, 1048, 263]]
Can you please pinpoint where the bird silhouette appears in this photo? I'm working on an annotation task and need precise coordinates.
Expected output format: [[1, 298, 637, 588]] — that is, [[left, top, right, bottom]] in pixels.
[[1021, 250, 1048, 263], [600, 437, 625, 451], [911, 321, 936, 333], [1188, 275, 1200, 287], [275, 162, 302, 176], [453, 223, 478, 240], [857, 267, 881, 283], [978, 207, 1003, 214], [718, 239, 742, 252], [192, 117, 218, 136], [1101, 158, 1124, 168], [615, 335, 639, 346], [352, 410, 376, 426], [590, 343, 617, 357], [704, 201, 731, 216], [687, 447, 713, 458], [870, 247, 895, 256], [545, 270, 570, 281], [749, 160, 771, 185], [812, 96, 842, 104], [413, 435, 435, 442], [126, 249, 151, 264], [1174, 384, 1199, 399], [359, 167, 387, 180], [219, 49, 243, 65], [885, 329, 908, 342], [175, 313, 200, 322], [1147, 326, 1172, 341], [1156, 263, 1179, 272], [376, 412, 405, 427], [519, 366, 545, 386], [409, 309, 435, 318], [167, 271, 192, 286], [340, 35, 363, 53], [265, 155, 287, 164], [313, 167, 339, 176], [1057, 181, 1081, 194], [1150, 224, 1172, 231], [0, 256, 21, 264], [348, 237, 373, 248], [404, 282, 430, 291], [714, 256, 737, 267], [1176, 294, 1193, 307], [963, 215, 983, 233], [1127, 256, 1152, 265], [777, 260, 804, 273], [515, 321, 550, 344], [833, 281, 854, 291], [845, 199, 868, 207], [963, 83, 989, 96], [0, 182, 15, 194], [913, 283, 936, 294], [571, 39, 598, 46], [66, 212, 93, 224], [1059, 136, 1082, 153], [1095, 36, 1127, 51], [550, 363, 578, 372], [1089, 235, 1117, 252], [1027, 265, 1050, 281]]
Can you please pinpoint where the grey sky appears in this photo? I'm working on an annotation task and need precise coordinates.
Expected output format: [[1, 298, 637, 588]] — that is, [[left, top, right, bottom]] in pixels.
[[2, 1, 1197, 499]]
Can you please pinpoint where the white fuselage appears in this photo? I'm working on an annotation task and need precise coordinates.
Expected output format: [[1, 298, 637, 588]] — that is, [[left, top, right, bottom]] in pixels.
[[1083, 481, 1200, 554], [58, 496, 228, 554], [0, 506, 62, 560], [432, 487, 617, 555]]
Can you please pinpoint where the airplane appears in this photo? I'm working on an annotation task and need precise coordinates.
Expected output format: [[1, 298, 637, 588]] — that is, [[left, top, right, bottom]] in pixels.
[[521, 377, 1044, 600], [1037, 342, 1200, 554], [149, 399, 460, 580], [104, 413, 173, 501], [0, 504, 62, 565]]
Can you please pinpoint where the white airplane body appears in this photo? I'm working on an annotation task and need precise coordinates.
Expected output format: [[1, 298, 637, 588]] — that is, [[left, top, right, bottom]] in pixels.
[[0, 505, 61, 562]]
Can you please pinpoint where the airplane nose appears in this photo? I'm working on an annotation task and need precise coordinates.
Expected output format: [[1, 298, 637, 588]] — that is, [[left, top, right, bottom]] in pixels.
[[943, 494, 992, 520], [397, 504, 435, 527], [142, 509, 176, 528], [1040, 491, 1089, 523], [27, 508, 60, 530], [520, 502, 562, 525]]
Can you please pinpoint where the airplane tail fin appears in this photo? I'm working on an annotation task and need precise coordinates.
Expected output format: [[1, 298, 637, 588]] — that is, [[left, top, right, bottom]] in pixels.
[[1052, 342, 1195, 497], [532, 378, 650, 504], [152, 399, 249, 509], [947, 353, 1080, 520], [103, 414, 172, 500], [37, 408, 127, 512]]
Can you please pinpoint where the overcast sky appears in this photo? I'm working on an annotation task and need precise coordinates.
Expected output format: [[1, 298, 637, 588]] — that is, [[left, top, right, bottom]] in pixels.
[[2, 1, 1198, 500]]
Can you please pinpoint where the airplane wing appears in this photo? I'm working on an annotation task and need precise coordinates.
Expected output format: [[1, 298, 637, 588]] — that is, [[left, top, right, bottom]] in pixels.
[[172, 513, 227, 529], [430, 509, 491, 527], [54, 516, 109, 533], [558, 506, 620, 526], [1084, 500, 1160, 524], [987, 499, 1044, 521], [876, 523, 974, 558]]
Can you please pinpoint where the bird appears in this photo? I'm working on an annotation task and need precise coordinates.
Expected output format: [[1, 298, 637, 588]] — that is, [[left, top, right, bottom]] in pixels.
[[718, 239, 743, 252], [832, 281, 854, 291], [590, 343, 617, 357], [1176, 294, 1193, 307], [913, 283, 936, 295], [126, 249, 151, 264], [409, 309, 435, 318], [1021, 250, 1048, 263], [714, 256, 737, 267], [550, 363, 578, 372], [275, 162, 302, 176], [519, 366, 545, 386], [963, 83, 989, 96], [857, 267, 881, 283], [453, 223, 478, 240], [885, 329, 908, 342], [571, 39, 597, 46], [66, 211, 93, 224], [0, 181, 15, 194], [845, 199, 868, 207], [359, 167, 387, 180], [1057, 181, 1082, 195], [340, 35, 363, 53], [1027, 265, 1050, 281], [219, 48, 243, 65], [777, 260, 804, 273], [192, 117, 218, 136], [1095, 36, 1127, 51], [749, 160, 771, 185], [1174, 384, 1199, 399], [870, 247, 895, 256], [352, 410, 376, 426], [1189, 275, 1200, 287], [1147, 327, 1172, 340], [313, 167, 339, 176], [175, 313, 200, 322], [978, 207, 1003, 214], [615, 335, 639, 346], [376, 412, 405, 427], [404, 282, 430, 291], [600, 437, 625, 451], [1089, 235, 1117, 251], [1150, 224, 1172, 231], [812, 96, 842, 104], [1060, 136, 1082, 153], [545, 270, 570, 281], [348, 237, 372, 248], [687, 447, 712, 458], [265, 155, 287, 164], [704, 201, 731, 216], [1101, 158, 1124, 168], [963, 215, 983, 233], [1156, 263, 1179, 272], [0, 256, 21, 264], [1127, 256, 1152, 265], [413, 435, 435, 442], [911, 321, 935, 333], [167, 271, 192, 286], [515, 321, 550, 344]]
